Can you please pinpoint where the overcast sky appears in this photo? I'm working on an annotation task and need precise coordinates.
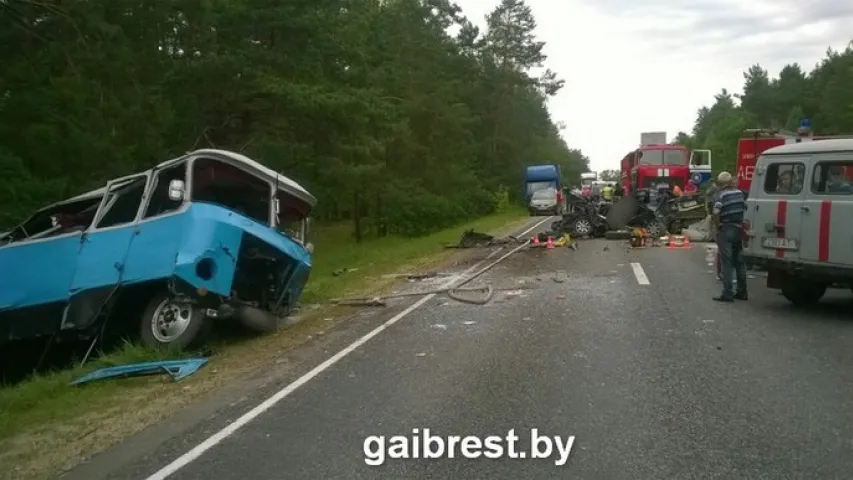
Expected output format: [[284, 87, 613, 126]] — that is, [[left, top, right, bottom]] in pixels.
[[454, 0, 853, 172]]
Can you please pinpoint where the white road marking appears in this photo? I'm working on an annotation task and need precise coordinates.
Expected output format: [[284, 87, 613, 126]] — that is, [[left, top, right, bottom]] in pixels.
[[145, 215, 554, 479], [630, 262, 650, 285]]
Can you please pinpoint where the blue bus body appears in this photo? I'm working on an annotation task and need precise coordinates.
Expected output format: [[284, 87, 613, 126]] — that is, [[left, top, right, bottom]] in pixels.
[[0, 149, 316, 348]]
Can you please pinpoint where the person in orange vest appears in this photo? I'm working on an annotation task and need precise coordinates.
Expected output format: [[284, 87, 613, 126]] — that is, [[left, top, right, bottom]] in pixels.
[[684, 179, 697, 194]]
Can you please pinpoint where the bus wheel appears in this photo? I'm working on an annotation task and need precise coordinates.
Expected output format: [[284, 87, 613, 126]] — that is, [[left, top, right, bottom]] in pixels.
[[140, 293, 211, 349]]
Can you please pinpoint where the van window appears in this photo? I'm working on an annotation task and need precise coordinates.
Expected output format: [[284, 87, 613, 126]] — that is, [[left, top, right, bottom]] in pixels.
[[811, 161, 853, 195], [763, 162, 804, 195], [96, 177, 147, 229], [143, 163, 187, 218]]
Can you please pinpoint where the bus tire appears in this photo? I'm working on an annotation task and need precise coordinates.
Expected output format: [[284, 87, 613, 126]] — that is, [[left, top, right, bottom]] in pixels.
[[140, 293, 211, 350]]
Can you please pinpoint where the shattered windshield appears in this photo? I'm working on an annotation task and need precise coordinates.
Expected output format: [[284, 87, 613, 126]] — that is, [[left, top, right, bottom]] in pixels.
[[276, 193, 312, 242], [192, 158, 272, 225]]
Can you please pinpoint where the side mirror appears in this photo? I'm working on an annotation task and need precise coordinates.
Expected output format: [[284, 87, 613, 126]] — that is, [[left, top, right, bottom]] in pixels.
[[306, 242, 315, 254], [168, 179, 185, 201]]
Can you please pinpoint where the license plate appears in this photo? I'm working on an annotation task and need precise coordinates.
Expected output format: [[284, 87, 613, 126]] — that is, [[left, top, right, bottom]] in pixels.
[[681, 201, 697, 208], [761, 237, 798, 250]]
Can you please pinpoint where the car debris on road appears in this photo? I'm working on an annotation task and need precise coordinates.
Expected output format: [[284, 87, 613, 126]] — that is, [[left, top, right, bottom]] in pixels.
[[443, 229, 525, 248]]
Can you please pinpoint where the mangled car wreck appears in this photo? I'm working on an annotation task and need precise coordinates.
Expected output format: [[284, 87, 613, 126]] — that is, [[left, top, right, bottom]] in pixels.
[[0, 149, 317, 349]]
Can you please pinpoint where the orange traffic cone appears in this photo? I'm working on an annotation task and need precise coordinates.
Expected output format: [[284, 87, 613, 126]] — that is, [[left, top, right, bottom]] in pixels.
[[532, 236, 540, 245], [667, 235, 676, 249], [546, 236, 554, 249], [682, 236, 692, 249]]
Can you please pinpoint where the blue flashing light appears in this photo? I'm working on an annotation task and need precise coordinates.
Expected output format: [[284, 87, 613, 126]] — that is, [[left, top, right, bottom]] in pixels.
[[800, 118, 812, 129]]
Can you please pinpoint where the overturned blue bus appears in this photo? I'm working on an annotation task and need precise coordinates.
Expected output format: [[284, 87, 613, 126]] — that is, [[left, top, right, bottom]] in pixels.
[[0, 149, 317, 349]]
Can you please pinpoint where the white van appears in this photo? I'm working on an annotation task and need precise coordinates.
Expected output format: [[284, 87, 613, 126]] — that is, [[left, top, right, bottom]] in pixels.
[[742, 139, 853, 306]]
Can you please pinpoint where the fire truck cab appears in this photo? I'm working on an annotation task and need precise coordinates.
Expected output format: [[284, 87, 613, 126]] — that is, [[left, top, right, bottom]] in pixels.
[[619, 132, 711, 196], [736, 120, 853, 191]]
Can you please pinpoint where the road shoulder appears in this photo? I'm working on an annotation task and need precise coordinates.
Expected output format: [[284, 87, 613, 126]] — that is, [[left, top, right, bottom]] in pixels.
[[57, 215, 552, 480]]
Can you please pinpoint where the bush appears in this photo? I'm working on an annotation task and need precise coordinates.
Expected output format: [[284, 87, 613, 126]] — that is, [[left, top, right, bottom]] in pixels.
[[491, 185, 511, 213], [383, 190, 467, 237]]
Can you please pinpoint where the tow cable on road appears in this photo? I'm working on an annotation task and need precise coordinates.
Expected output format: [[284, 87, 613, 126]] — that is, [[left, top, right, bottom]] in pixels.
[[330, 238, 536, 306]]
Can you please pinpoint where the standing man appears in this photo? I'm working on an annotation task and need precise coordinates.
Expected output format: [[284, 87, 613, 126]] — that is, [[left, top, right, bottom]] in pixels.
[[601, 182, 614, 202], [711, 171, 747, 302]]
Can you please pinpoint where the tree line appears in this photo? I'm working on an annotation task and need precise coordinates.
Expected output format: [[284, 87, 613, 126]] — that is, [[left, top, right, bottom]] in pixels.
[[0, 0, 589, 239], [673, 41, 853, 177]]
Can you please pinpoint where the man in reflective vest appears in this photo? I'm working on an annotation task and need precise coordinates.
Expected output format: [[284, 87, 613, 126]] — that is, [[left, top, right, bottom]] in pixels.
[[601, 183, 614, 201]]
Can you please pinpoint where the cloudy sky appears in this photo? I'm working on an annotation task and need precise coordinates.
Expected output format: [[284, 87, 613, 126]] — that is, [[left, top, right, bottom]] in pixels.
[[454, 0, 853, 172]]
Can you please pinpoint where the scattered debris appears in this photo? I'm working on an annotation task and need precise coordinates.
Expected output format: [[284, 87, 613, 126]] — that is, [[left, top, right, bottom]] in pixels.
[[336, 297, 386, 307], [444, 229, 524, 248], [382, 272, 455, 280], [71, 358, 208, 386], [333, 240, 530, 307], [416, 352, 427, 357], [629, 227, 652, 248], [332, 267, 359, 276], [463, 321, 477, 325], [432, 324, 447, 330]]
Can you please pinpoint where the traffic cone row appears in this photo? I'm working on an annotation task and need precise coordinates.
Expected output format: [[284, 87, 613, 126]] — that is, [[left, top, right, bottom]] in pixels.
[[529, 234, 557, 249], [665, 235, 692, 249]]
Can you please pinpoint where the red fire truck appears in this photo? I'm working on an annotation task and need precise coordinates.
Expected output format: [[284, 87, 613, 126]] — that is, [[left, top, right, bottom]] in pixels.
[[619, 132, 694, 195], [736, 120, 853, 191]]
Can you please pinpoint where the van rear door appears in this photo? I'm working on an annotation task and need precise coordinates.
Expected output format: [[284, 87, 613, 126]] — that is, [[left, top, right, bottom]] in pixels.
[[746, 156, 807, 261], [800, 154, 853, 265]]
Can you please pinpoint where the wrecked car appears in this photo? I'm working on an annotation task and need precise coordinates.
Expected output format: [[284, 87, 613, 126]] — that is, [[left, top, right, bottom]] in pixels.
[[0, 149, 317, 349]]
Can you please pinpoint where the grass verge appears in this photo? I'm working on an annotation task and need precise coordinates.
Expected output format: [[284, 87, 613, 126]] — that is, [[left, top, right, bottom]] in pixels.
[[0, 206, 530, 479]]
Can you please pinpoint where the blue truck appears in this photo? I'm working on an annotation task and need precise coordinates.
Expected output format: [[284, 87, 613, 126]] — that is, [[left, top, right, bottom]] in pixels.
[[524, 164, 562, 216]]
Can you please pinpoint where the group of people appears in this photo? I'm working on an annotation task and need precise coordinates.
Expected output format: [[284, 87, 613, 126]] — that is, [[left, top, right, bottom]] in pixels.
[[580, 182, 617, 201]]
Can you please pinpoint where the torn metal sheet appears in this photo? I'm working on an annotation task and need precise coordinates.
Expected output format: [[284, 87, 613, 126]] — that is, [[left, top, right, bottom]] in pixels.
[[71, 358, 208, 385]]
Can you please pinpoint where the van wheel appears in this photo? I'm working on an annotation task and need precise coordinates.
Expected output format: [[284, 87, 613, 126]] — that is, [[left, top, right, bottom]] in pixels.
[[781, 281, 827, 307], [140, 293, 211, 349]]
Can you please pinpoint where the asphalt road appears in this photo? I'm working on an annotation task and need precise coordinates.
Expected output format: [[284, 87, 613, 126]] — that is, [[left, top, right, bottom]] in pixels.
[[68, 217, 853, 479]]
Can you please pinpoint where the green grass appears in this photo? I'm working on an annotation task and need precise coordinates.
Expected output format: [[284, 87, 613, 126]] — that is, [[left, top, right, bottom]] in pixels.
[[0, 207, 528, 445], [302, 206, 528, 301], [0, 342, 183, 440]]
